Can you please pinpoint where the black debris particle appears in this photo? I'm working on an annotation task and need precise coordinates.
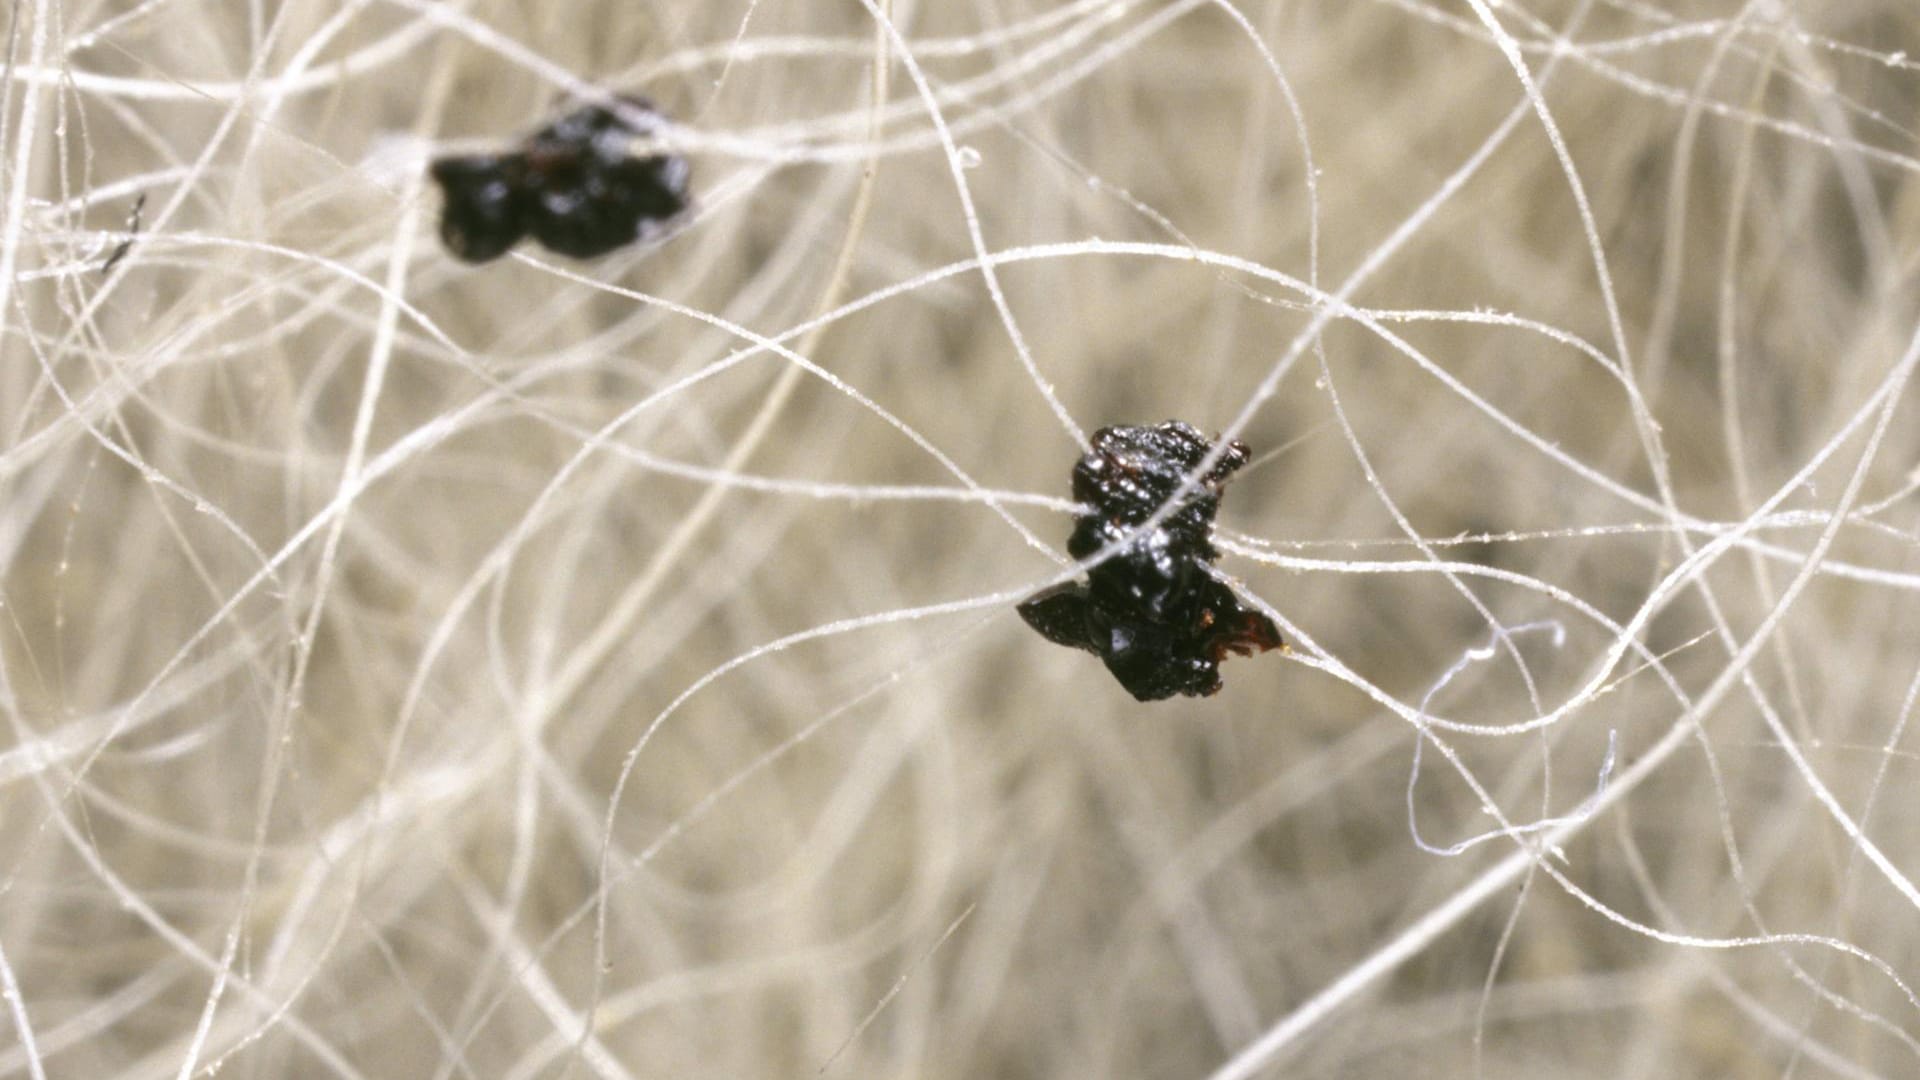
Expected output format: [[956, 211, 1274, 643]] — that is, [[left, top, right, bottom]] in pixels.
[[1017, 421, 1282, 701], [429, 156, 521, 262], [429, 98, 690, 263], [100, 193, 146, 276]]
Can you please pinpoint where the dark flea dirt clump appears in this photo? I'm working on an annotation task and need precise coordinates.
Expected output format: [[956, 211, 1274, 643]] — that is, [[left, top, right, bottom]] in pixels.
[[429, 98, 690, 263], [1018, 421, 1282, 701]]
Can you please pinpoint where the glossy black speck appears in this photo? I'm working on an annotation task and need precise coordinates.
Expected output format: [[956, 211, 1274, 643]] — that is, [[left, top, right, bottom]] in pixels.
[[1018, 421, 1282, 701], [429, 98, 690, 263]]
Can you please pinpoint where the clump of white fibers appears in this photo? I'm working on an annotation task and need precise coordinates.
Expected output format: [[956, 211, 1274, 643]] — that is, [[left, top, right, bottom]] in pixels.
[[2, 0, 1919, 1076]]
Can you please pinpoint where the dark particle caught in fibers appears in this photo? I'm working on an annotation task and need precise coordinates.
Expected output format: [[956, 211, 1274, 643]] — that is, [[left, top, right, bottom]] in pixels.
[[1018, 421, 1282, 701]]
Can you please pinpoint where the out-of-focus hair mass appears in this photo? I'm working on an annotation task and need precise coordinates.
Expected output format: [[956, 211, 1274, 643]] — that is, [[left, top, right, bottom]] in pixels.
[[2, 2, 1918, 1077]]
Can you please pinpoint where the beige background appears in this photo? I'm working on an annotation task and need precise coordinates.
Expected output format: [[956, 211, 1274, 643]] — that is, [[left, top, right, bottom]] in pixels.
[[2, 1, 1919, 1076]]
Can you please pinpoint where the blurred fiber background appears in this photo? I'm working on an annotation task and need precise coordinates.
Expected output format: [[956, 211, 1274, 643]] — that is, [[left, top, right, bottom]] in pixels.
[[2, 0, 1919, 1076]]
